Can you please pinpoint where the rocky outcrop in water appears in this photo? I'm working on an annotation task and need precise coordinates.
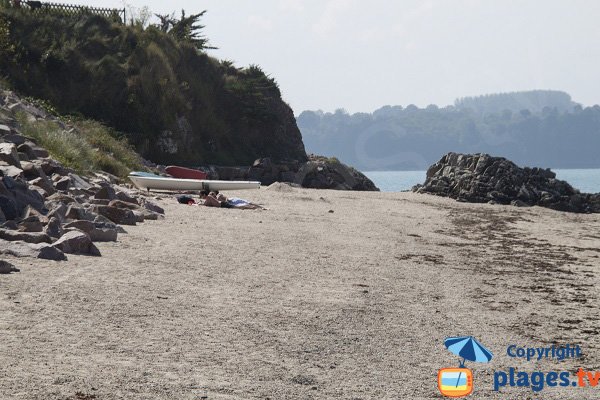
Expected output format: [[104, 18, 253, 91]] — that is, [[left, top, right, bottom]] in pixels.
[[413, 152, 600, 213]]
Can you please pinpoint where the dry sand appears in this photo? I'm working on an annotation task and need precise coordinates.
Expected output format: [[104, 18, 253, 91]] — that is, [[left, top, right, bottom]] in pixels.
[[1, 186, 599, 399]]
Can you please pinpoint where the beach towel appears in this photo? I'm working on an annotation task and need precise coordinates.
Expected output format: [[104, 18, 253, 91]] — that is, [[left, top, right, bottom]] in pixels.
[[226, 197, 251, 207]]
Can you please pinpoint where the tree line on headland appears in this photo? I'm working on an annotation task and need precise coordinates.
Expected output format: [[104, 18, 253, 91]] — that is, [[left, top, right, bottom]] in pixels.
[[298, 90, 600, 171]]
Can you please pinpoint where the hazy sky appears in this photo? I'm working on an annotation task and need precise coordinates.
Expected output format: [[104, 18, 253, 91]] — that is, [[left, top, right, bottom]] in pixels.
[[69, 1, 600, 114]]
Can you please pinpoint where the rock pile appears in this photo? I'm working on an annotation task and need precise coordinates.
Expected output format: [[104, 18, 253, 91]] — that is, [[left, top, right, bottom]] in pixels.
[[413, 152, 600, 213], [0, 90, 164, 261]]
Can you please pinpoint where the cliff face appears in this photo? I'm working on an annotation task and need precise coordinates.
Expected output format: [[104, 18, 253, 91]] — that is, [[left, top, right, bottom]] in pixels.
[[0, 8, 307, 166]]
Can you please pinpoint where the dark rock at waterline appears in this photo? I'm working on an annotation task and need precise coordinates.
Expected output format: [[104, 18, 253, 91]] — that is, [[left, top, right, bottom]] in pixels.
[[413, 152, 600, 213], [200, 156, 378, 191], [295, 155, 379, 191]]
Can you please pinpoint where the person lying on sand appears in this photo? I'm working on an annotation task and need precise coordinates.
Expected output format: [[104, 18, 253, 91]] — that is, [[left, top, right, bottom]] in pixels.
[[199, 190, 265, 209]]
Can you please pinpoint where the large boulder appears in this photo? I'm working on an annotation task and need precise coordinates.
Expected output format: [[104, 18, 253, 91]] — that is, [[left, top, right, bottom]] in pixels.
[[0, 228, 52, 244], [94, 185, 116, 201], [1, 176, 45, 216], [0, 239, 67, 260], [93, 205, 137, 225], [414, 153, 600, 213], [63, 220, 118, 242], [52, 231, 101, 256], [295, 155, 379, 191], [0, 163, 24, 179]]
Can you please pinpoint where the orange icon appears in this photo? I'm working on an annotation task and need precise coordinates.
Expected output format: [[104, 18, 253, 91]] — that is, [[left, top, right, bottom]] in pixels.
[[438, 367, 473, 397]]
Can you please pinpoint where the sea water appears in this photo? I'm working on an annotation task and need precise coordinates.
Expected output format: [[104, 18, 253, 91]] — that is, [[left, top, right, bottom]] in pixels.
[[363, 169, 600, 193]]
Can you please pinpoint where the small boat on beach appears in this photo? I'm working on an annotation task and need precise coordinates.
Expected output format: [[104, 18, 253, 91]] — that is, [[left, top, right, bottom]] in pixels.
[[128, 172, 260, 192], [165, 165, 209, 180]]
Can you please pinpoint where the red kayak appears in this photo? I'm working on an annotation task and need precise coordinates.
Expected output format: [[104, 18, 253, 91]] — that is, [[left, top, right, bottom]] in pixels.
[[165, 165, 208, 180]]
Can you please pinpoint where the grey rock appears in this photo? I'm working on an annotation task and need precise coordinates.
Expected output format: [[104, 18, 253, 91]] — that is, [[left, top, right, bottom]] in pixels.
[[141, 210, 161, 220], [115, 190, 138, 204], [0, 143, 21, 168], [63, 220, 116, 241], [63, 220, 95, 232], [0, 228, 52, 244], [94, 185, 116, 200], [68, 173, 92, 190], [94, 171, 119, 184], [52, 231, 101, 256], [4, 134, 28, 146], [31, 146, 49, 158], [64, 204, 97, 221], [0, 239, 67, 260], [93, 205, 136, 225], [1, 220, 17, 230], [21, 162, 43, 180], [44, 217, 63, 238], [54, 176, 71, 191], [88, 199, 110, 206], [46, 203, 68, 222], [0, 260, 19, 274], [17, 216, 44, 232], [17, 143, 36, 160], [22, 205, 48, 223], [29, 176, 56, 196], [93, 215, 126, 233], [139, 198, 164, 214], [45, 192, 77, 204], [108, 199, 140, 210], [90, 227, 117, 242], [295, 156, 379, 191], [132, 210, 145, 223], [0, 195, 18, 220], [0, 163, 24, 179]]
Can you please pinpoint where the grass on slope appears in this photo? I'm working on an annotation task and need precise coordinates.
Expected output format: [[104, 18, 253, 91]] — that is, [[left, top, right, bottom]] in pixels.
[[17, 113, 144, 178]]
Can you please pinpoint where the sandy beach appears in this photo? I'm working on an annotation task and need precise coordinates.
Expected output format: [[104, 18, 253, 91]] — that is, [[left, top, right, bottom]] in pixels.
[[1, 186, 599, 399]]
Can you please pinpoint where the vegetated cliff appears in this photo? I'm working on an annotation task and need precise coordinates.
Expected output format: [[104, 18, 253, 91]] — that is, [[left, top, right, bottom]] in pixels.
[[0, 6, 307, 166]]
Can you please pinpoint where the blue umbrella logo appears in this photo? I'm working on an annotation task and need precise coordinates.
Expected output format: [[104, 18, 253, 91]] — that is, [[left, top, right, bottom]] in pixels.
[[443, 336, 493, 391], [445, 336, 493, 367]]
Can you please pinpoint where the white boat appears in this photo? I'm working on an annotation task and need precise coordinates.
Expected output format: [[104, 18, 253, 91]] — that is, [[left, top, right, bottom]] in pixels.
[[128, 172, 261, 191]]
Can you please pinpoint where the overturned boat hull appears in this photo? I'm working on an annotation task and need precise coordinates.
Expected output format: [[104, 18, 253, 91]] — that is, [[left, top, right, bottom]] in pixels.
[[129, 172, 260, 191]]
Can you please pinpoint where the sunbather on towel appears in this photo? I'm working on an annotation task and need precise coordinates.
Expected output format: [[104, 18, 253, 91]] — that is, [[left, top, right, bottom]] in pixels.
[[199, 190, 265, 209]]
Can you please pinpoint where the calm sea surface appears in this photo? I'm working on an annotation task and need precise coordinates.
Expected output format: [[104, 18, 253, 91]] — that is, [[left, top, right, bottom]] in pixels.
[[363, 169, 600, 193]]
